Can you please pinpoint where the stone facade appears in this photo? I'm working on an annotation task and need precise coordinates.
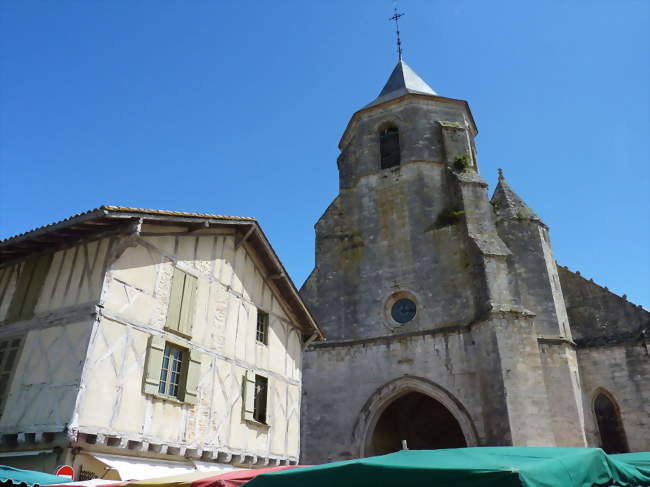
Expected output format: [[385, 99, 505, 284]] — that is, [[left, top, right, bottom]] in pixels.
[[300, 61, 649, 463]]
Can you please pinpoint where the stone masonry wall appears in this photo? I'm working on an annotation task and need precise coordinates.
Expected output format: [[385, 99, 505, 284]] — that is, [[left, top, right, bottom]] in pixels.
[[300, 324, 502, 464], [558, 265, 650, 451]]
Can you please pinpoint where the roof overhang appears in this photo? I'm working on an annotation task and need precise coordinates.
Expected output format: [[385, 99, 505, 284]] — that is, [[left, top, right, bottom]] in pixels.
[[0, 206, 323, 339]]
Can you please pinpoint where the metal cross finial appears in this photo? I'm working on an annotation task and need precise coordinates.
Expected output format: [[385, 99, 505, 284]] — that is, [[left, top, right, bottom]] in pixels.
[[389, 6, 405, 61]]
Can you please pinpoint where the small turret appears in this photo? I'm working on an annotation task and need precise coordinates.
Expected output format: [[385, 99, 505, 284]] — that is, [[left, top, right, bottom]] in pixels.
[[491, 168, 542, 223], [491, 168, 569, 338]]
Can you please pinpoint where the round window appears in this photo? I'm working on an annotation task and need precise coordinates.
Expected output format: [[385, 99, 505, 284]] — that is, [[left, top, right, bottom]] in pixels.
[[391, 298, 417, 324]]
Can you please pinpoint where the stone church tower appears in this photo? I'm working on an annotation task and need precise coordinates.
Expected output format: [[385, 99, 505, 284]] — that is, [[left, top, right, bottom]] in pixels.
[[300, 60, 650, 462]]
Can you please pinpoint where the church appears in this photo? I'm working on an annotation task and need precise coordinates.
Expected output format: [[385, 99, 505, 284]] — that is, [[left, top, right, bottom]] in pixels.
[[299, 59, 650, 463]]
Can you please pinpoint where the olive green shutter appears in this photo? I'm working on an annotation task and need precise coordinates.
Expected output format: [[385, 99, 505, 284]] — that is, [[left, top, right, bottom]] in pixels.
[[243, 370, 256, 421], [6, 254, 52, 323], [6, 260, 35, 323], [20, 254, 52, 320], [166, 268, 186, 332], [178, 273, 197, 336], [182, 349, 202, 405], [143, 336, 166, 395]]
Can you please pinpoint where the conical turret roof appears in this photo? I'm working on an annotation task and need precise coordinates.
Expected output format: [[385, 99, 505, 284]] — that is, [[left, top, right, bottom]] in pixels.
[[365, 60, 437, 108], [491, 169, 543, 223]]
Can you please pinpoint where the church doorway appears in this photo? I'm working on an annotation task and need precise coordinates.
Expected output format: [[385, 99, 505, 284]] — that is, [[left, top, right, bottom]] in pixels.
[[368, 391, 467, 456], [594, 391, 628, 453]]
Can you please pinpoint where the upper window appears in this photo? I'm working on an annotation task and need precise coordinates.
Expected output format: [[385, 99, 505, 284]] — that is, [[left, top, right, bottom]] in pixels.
[[158, 343, 184, 398], [166, 268, 197, 337], [0, 336, 23, 416], [380, 126, 401, 169], [256, 310, 269, 345], [6, 254, 52, 323]]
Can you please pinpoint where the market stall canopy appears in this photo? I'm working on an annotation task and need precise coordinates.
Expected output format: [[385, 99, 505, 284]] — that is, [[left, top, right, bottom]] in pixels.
[[0, 465, 69, 487], [244, 447, 650, 487], [612, 452, 650, 469], [47, 480, 116, 487], [95, 466, 303, 487], [191, 466, 303, 487], [73, 453, 240, 482]]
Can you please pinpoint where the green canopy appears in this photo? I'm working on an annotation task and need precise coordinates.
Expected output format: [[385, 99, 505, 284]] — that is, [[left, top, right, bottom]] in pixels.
[[246, 447, 650, 487], [613, 453, 650, 469], [0, 465, 68, 487]]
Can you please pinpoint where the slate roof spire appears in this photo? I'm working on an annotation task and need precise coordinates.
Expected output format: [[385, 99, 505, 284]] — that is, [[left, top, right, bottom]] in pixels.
[[365, 59, 437, 108], [491, 169, 543, 223]]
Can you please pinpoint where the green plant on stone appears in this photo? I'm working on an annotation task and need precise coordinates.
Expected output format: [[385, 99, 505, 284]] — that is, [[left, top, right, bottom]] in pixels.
[[516, 206, 538, 220], [453, 154, 472, 172], [436, 207, 466, 228]]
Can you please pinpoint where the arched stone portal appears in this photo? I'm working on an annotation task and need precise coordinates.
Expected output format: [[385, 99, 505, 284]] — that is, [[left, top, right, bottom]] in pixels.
[[369, 391, 467, 455], [354, 376, 478, 458], [594, 390, 628, 453]]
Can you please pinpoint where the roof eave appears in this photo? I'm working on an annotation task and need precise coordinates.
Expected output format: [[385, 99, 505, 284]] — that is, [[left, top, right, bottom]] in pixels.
[[0, 207, 323, 339]]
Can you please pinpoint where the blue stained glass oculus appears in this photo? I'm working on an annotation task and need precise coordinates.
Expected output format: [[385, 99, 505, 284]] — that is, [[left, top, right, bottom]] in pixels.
[[391, 298, 417, 324]]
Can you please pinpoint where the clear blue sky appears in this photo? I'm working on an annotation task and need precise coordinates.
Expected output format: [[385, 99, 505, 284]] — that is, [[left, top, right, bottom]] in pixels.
[[1, 1, 648, 308]]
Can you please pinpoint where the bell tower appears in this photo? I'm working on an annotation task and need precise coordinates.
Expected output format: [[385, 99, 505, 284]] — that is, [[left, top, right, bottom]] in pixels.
[[300, 60, 587, 464], [302, 60, 498, 341]]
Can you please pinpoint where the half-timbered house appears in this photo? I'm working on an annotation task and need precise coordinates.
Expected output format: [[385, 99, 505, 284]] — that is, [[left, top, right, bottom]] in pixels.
[[0, 206, 322, 479]]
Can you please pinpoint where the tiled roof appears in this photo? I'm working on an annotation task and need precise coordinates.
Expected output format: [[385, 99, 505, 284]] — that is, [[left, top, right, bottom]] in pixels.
[[0, 205, 255, 246], [102, 205, 255, 221]]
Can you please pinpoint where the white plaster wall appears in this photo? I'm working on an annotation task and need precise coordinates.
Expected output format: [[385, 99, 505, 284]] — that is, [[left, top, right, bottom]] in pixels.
[[0, 321, 93, 432], [0, 239, 111, 433], [75, 232, 303, 459], [0, 239, 110, 321]]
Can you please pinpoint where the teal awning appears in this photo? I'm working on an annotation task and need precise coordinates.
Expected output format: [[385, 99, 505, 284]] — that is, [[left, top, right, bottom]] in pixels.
[[0, 465, 68, 487], [613, 452, 650, 469], [246, 447, 650, 487]]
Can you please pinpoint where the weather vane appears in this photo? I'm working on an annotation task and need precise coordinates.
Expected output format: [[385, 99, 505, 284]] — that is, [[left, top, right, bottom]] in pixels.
[[389, 5, 405, 61]]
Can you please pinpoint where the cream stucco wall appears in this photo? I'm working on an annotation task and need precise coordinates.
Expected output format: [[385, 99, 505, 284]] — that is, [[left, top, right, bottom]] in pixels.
[[0, 239, 110, 433], [74, 230, 304, 461]]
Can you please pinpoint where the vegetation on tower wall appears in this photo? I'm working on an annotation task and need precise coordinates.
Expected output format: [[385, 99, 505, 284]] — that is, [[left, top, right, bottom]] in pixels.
[[453, 154, 472, 172]]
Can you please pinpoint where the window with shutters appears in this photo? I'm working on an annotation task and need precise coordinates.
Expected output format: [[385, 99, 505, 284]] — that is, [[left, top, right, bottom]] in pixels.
[[256, 310, 269, 345], [243, 371, 270, 426], [142, 336, 202, 405], [0, 336, 23, 416], [379, 126, 401, 169], [159, 343, 184, 398], [6, 254, 52, 324], [165, 268, 197, 337]]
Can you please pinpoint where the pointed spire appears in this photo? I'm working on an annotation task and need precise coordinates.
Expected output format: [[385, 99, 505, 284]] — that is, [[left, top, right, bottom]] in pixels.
[[491, 169, 542, 223], [365, 60, 437, 108]]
